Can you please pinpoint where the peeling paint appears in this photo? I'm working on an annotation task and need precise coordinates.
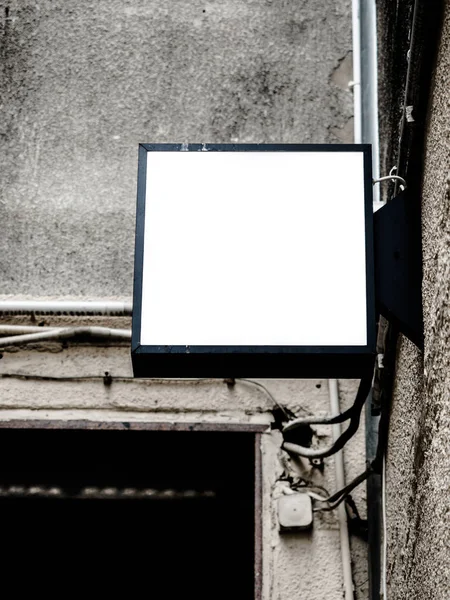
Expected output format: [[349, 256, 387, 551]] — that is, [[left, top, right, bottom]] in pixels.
[[330, 52, 353, 91]]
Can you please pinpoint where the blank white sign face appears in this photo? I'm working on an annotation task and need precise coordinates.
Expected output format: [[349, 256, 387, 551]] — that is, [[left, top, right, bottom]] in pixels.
[[140, 150, 368, 347]]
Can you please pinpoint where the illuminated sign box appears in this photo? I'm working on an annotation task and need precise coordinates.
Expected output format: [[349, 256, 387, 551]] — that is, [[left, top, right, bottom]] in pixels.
[[132, 144, 375, 378]]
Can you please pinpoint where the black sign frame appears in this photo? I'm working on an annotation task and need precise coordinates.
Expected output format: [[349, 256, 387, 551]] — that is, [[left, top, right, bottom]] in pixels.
[[132, 143, 375, 378]]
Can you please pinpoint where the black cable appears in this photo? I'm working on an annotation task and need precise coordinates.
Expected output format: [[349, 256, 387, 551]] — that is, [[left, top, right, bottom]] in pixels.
[[0, 373, 216, 384], [282, 374, 373, 459], [313, 465, 374, 512], [283, 374, 372, 431], [312, 385, 391, 512], [235, 378, 312, 420]]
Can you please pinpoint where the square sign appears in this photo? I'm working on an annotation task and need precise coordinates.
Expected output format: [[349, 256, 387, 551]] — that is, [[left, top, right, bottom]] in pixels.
[[132, 144, 375, 378]]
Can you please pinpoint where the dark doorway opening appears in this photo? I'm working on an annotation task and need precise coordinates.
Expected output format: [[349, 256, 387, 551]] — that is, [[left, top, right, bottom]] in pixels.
[[0, 428, 256, 598]]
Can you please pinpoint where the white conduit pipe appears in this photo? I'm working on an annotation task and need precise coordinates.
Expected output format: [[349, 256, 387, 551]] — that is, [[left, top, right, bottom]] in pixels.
[[363, 0, 381, 205], [0, 326, 131, 346], [0, 325, 131, 336], [329, 379, 354, 600], [351, 0, 362, 146], [0, 325, 61, 335], [0, 300, 132, 316], [0, 325, 132, 336]]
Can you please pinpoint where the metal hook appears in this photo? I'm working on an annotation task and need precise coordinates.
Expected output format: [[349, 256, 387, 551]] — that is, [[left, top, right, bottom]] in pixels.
[[373, 175, 407, 189]]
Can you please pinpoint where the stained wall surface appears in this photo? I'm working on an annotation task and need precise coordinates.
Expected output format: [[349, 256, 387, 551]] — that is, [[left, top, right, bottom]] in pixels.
[[385, 3, 450, 598], [0, 0, 353, 297], [0, 2, 368, 599]]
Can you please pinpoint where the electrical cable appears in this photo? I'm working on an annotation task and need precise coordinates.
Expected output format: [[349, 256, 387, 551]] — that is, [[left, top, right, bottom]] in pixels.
[[305, 490, 332, 502], [0, 373, 303, 421], [312, 384, 390, 512], [0, 326, 131, 346], [282, 374, 373, 459], [291, 481, 330, 497], [235, 378, 304, 420], [283, 394, 362, 430], [312, 465, 374, 512], [0, 373, 217, 384], [283, 373, 373, 431], [0, 372, 305, 418]]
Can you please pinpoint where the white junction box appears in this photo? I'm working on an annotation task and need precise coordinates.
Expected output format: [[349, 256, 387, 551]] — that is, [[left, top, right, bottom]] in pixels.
[[278, 493, 313, 531]]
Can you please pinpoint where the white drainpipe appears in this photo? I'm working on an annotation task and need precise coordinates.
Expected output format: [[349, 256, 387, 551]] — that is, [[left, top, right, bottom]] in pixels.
[[329, 379, 354, 600], [328, 1, 377, 598], [352, 0, 363, 147]]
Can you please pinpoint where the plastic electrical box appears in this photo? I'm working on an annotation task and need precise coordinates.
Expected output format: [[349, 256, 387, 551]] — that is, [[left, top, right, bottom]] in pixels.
[[278, 493, 313, 531]]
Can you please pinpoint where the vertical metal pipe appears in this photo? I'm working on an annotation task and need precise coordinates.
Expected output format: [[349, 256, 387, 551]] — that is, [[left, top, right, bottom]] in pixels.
[[329, 379, 354, 600], [352, 0, 363, 145], [360, 0, 381, 206], [359, 0, 383, 598]]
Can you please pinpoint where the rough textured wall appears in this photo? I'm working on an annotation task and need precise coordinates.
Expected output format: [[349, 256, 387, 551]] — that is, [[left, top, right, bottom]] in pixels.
[[386, 3, 450, 598], [0, 0, 353, 297], [376, 0, 413, 201]]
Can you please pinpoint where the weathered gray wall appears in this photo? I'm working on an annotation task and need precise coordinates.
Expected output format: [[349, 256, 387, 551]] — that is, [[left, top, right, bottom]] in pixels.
[[385, 2, 450, 598], [0, 0, 353, 297], [0, 1, 369, 598]]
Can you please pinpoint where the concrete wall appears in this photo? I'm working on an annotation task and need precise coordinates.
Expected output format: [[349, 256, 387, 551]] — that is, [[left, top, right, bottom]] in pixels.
[[0, 1, 368, 598], [0, 0, 353, 297], [384, 3, 450, 598]]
